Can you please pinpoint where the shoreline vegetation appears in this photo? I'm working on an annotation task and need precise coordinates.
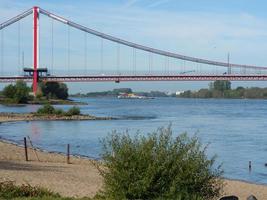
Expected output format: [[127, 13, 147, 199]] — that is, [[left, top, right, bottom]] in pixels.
[[178, 80, 267, 99], [70, 88, 172, 98], [0, 104, 113, 123], [0, 139, 267, 199], [71, 81, 267, 100], [0, 80, 87, 106], [0, 97, 87, 106]]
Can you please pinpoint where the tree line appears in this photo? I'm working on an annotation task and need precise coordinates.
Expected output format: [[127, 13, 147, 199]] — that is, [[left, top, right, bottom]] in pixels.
[[0, 81, 69, 104], [178, 80, 267, 99]]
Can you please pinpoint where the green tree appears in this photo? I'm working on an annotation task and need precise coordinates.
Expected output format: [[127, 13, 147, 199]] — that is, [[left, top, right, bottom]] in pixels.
[[40, 82, 69, 100], [14, 81, 30, 103], [98, 126, 223, 200], [213, 80, 231, 92], [2, 81, 30, 103], [2, 84, 16, 99]]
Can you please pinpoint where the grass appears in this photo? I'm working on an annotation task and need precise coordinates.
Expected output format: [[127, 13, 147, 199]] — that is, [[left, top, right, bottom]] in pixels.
[[0, 181, 94, 200]]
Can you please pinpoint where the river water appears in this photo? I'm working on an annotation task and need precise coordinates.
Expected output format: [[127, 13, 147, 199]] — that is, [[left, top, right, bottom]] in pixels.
[[0, 97, 267, 184]]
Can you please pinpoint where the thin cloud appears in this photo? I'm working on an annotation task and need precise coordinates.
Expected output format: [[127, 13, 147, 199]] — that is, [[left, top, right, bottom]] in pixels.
[[147, 0, 172, 8], [124, 0, 140, 8]]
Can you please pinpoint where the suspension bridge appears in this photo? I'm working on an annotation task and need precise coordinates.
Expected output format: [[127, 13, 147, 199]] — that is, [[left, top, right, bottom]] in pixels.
[[1, 6, 267, 95]]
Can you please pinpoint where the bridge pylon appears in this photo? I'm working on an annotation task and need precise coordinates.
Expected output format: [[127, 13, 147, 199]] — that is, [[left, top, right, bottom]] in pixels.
[[32, 6, 39, 96]]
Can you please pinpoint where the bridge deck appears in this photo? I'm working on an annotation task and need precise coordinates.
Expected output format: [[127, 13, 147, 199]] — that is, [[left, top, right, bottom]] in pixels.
[[0, 75, 267, 82]]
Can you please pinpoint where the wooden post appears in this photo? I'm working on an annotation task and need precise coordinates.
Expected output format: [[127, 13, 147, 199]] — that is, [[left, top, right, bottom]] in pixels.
[[24, 137, 28, 161], [67, 144, 70, 164]]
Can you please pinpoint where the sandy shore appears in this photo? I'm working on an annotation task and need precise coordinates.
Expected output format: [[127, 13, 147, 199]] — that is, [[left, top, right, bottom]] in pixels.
[[0, 140, 267, 199], [0, 112, 113, 123]]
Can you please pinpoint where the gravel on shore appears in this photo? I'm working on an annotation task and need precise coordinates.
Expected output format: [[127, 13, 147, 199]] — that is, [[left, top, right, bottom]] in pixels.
[[0, 112, 113, 123]]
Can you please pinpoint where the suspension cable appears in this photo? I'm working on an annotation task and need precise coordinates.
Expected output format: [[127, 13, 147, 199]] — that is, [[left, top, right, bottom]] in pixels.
[[21, 19, 24, 70], [100, 38, 103, 74], [51, 18, 54, 74], [84, 32, 87, 74], [18, 21, 21, 74], [117, 43, 120, 75], [39, 15, 41, 69], [1, 29, 3, 75], [132, 47, 136, 75], [165, 56, 169, 75], [67, 25, 70, 74], [149, 52, 153, 75]]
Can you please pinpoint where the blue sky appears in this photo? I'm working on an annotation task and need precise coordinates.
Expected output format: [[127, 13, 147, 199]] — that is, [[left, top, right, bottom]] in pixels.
[[1, 0, 267, 93]]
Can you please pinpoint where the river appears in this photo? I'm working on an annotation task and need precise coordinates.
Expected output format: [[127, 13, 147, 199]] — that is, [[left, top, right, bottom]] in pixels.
[[0, 97, 267, 184]]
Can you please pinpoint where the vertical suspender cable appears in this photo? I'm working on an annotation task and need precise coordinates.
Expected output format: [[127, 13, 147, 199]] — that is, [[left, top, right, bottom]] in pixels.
[[100, 38, 103, 74], [181, 60, 183, 73], [167, 57, 170, 75], [117, 43, 120, 75], [149, 52, 153, 75], [51, 18, 54, 74], [18, 21, 21, 75], [21, 19, 24, 70], [84, 32, 87, 74], [162, 56, 167, 75], [164, 56, 167, 75], [132, 48, 136, 75], [1, 30, 3, 75], [39, 15, 41, 70], [148, 52, 150, 75], [67, 26, 70, 74]]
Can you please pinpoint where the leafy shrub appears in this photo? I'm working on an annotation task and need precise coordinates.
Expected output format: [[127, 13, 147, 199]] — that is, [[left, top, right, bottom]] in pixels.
[[54, 108, 64, 116], [37, 104, 56, 115], [0, 181, 60, 199], [36, 104, 81, 116], [98, 126, 223, 200], [66, 106, 80, 116]]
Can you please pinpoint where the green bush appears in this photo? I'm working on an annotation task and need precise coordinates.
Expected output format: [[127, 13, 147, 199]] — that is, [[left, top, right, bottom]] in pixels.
[[0, 181, 60, 199], [0, 181, 95, 200], [37, 104, 56, 115], [98, 126, 223, 200], [54, 108, 64, 116], [36, 105, 81, 116], [66, 106, 80, 116]]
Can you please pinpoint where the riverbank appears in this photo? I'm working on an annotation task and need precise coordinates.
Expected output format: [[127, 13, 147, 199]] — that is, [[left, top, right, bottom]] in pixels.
[[0, 97, 87, 106], [0, 112, 113, 123], [0, 140, 266, 199]]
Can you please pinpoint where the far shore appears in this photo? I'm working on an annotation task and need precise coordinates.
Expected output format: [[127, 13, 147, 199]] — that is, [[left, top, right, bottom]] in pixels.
[[0, 140, 267, 199], [0, 112, 114, 123]]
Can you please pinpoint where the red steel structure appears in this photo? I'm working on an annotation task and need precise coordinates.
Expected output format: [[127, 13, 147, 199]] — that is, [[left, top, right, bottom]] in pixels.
[[32, 6, 39, 95], [1, 75, 267, 83]]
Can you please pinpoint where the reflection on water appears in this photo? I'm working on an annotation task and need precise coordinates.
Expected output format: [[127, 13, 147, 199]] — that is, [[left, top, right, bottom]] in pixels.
[[0, 97, 267, 184], [29, 123, 41, 141]]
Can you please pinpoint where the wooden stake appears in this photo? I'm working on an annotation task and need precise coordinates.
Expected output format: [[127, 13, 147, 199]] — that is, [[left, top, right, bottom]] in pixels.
[[67, 144, 70, 164], [27, 136, 40, 162], [24, 137, 28, 161]]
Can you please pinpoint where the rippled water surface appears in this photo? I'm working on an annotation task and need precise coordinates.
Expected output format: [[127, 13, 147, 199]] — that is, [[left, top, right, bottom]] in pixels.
[[1, 97, 267, 184]]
